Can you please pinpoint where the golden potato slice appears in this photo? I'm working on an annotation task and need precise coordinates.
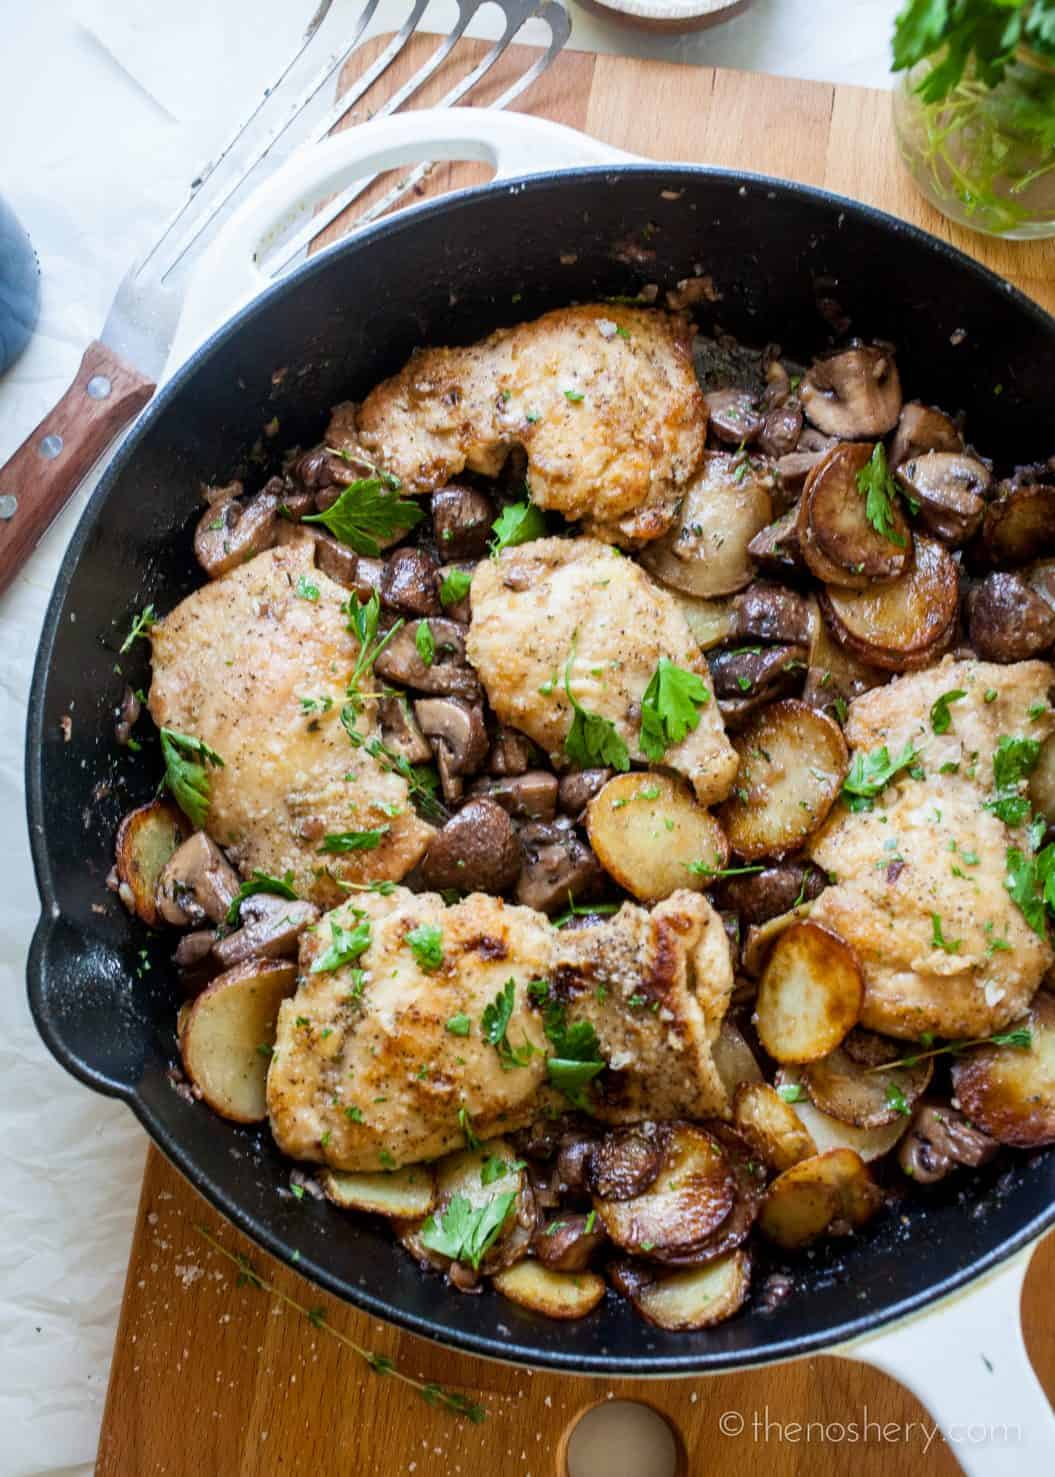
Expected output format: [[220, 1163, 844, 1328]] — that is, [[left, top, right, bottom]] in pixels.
[[802, 1042, 932, 1129], [1029, 733, 1055, 822], [594, 1124, 735, 1257], [800, 443, 910, 589], [758, 1149, 881, 1249], [801, 593, 885, 722], [639, 451, 773, 597], [631, 1249, 750, 1330], [586, 773, 729, 903], [733, 1081, 817, 1172], [716, 700, 848, 861], [755, 921, 863, 1063], [664, 589, 738, 650], [321, 1165, 437, 1219], [651, 1123, 767, 1268], [180, 958, 297, 1123], [492, 1261, 606, 1320], [741, 902, 815, 977], [820, 534, 958, 672], [983, 482, 1055, 567], [713, 1019, 763, 1097], [114, 798, 191, 926], [951, 994, 1055, 1147], [776, 1068, 910, 1162]]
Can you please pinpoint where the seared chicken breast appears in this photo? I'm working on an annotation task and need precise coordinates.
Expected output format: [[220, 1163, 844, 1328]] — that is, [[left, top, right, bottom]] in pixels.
[[467, 537, 739, 806], [268, 887, 733, 1170], [149, 537, 434, 907], [347, 305, 707, 546]]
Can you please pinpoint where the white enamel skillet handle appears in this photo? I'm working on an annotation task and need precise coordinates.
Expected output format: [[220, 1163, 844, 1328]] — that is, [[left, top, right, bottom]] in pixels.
[[170, 106, 1055, 1471]]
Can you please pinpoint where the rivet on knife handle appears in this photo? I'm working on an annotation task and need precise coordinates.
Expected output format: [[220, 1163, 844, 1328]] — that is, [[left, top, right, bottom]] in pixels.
[[0, 341, 154, 597]]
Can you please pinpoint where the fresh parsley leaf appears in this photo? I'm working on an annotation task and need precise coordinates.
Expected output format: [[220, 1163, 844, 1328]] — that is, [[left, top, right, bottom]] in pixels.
[[344, 590, 404, 704], [419, 1191, 516, 1269], [885, 1081, 911, 1116], [490, 500, 547, 556], [296, 574, 320, 602], [159, 728, 224, 828], [458, 1106, 480, 1149], [1004, 846, 1048, 938], [855, 443, 906, 546], [638, 658, 711, 761], [311, 915, 372, 974], [480, 1154, 525, 1187], [841, 739, 919, 810], [405, 923, 444, 972], [226, 869, 298, 924], [562, 636, 630, 772], [930, 912, 962, 954], [414, 620, 435, 668], [446, 1013, 472, 1037], [541, 1000, 605, 1109], [776, 1082, 806, 1103], [481, 978, 535, 1070], [930, 688, 967, 734], [120, 603, 157, 653], [318, 827, 389, 854], [986, 735, 1041, 826], [547, 1057, 605, 1106], [439, 568, 472, 607], [304, 477, 423, 556]]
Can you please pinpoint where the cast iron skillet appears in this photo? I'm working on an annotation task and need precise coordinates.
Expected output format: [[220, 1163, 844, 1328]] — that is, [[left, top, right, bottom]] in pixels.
[[25, 164, 1055, 1374]]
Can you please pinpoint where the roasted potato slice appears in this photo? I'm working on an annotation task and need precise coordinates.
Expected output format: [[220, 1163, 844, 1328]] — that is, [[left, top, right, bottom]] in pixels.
[[631, 1249, 751, 1330], [802, 1042, 932, 1129], [716, 700, 848, 860], [983, 481, 1055, 567], [664, 589, 738, 650], [586, 1126, 668, 1201], [740, 902, 816, 977], [650, 1123, 767, 1267], [492, 1260, 606, 1319], [639, 451, 773, 598], [800, 443, 910, 589], [114, 798, 191, 926], [733, 1082, 817, 1172], [801, 593, 885, 721], [776, 1067, 910, 1161], [758, 1148, 881, 1248], [586, 773, 729, 903], [593, 1124, 734, 1257], [399, 1140, 531, 1275], [713, 1019, 763, 1097], [180, 958, 297, 1123], [755, 921, 862, 1063], [321, 1165, 437, 1219], [821, 534, 959, 671], [1029, 733, 1055, 822], [951, 994, 1055, 1147]]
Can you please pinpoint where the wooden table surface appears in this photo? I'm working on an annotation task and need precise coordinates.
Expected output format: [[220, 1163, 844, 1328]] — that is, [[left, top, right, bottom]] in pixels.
[[97, 34, 1055, 1477]]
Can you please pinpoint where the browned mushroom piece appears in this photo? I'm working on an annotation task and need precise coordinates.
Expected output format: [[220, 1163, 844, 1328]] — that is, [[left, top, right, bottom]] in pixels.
[[732, 582, 811, 646], [704, 388, 763, 446], [418, 797, 522, 893], [800, 345, 902, 439], [888, 401, 963, 467], [746, 508, 804, 572], [488, 726, 535, 776], [711, 643, 808, 718], [374, 620, 479, 698], [193, 489, 281, 578], [557, 768, 613, 817], [173, 930, 217, 968], [714, 861, 826, 927], [380, 547, 441, 617], [586, 1126, 670, 1201], [897, 1105, 999, 1185], [414, 696, 489, 804], [432, 484, 495, 560], [436, 561, 474, 622], [211, 895, 321, 970], [114, 685, 142, 746], [555, 1133, 598, 1194], [378, 693, 433, 766], [534, 1213, 608, 1273], [291, 445, 354, 494], [155, 832, 241, 927], [468, 771, 559, 821], [967, 572, 1055, 662], [982, 472, 1055, 566], [758, 363, 804, 459], [273, 486, 315, 521], [312, 532, 360, 590], [515, 817, 604, 914], [895, 451, 990, 546]]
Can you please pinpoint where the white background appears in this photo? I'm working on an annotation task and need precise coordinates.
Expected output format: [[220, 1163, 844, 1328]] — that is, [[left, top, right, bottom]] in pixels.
[[0, 2, 898, 1472]]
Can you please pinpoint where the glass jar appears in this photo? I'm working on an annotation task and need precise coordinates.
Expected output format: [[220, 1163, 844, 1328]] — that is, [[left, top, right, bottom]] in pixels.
[[893, 46, 1055, 239]]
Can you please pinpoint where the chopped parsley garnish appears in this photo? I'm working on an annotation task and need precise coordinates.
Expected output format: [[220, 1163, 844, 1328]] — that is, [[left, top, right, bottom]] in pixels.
[[480, 1155, 525, 1187], [489, 500, 547, 556], [481, 978, 536, 1070], [841, 739, 919, 812], [296, 574, 320, 602], [318, 827, 389, 854], [986, 736, 1041, 826], [226, 868, 298, 924], [343, 590, 404, 714], [985, 688, 999, 704], [419, 1191, 516, 1269], [405, 922, 444, 971], [439, 568, 472, 607], [1004, 845, 1051, 938], [378, 1150, 396, 1170], [776, 1082, 806, 1103], [159, 728, 224, 828], [550, 898, 621, 928], [304, 476, 423, 556], [929, 913, 961, 953], [311, 914, 371, 974], [120, 603, 157, 653], [446, 1013, 472, 1037], [457, 1106, 481, 1150], [1029, 701, 1048, 720], [415, 620, 435, 668], [885, 1081, 911, 1116], [929, 688, 966, 734], [638, 658, 711, 762], [686, 858, 765, 880], [562, 634, 630, 771], [563, 388, 585, 403], [540, 998, 606, 1109], [344, 1105, 364, 1123], [855, 443, 906, 546]]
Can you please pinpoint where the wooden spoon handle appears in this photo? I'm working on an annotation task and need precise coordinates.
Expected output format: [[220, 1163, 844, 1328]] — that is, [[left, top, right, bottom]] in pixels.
[[0, 340, 154, 596]]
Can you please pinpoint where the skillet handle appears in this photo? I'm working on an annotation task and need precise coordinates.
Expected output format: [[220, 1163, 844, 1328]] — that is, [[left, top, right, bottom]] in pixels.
[[169, 109, 638, 371], [834, 1245, 1055, 1475]]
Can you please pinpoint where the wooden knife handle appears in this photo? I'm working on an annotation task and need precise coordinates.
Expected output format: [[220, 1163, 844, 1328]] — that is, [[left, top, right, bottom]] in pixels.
[[0, 340, 155, 596]]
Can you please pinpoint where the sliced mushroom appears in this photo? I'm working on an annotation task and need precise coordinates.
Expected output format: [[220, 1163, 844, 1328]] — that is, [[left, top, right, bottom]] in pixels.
[[291, 445, 353, 494], [374, 620, 479, 698], [746, 508, 804, 572], [895, 451, 989, 546], [889, 401, 963, 468], [211, 895, 320, 970], [379, 693, 433, 766], [193, 489, 280, 578], [155, 832, 241, 927], [800, 345, 902, 440], [897, 1104, 999, 1185], [515, 817, 604, 914], [380, 547, 441, 617], [534, 1213, 607, 1273], [414, 697, 489, 803], [732, 582, 811, 646], [714, 861, 826, 928], [418, 797, 521, 893], [586, 1126, 669, 1200], [114, 685, 142, 747], [432, 484, 495, 560], [704, 388, 763, 446], [555, 1133, 598, 1194], [759, 366, 804, 458], [967, 572, 1055, 662], [558, 768, 613, 817], [312, 532, 360, 590], [982, 475, 1055, 567], [711, 643, 807, 719], [173, 929, 216, 969], [468, 771, 559, 821]]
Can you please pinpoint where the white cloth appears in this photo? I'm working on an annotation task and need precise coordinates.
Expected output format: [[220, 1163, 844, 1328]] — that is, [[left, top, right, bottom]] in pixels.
[[0, 2, 899, 1472]]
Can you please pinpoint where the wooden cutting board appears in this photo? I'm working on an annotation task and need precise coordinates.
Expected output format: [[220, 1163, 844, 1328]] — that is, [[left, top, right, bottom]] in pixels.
[[97, 35, 1055, 1477]]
